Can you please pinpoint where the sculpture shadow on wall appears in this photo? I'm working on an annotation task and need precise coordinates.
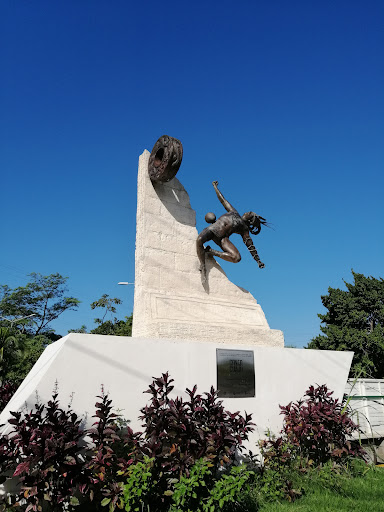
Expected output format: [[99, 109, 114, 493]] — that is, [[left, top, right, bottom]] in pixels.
[[153, 179, 195, 227], [202, 257, 223, 293], [202, 254, 249, 296]]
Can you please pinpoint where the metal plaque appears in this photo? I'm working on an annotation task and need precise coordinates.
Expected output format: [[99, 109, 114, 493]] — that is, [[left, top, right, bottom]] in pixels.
[[216, 349, 255, 398]]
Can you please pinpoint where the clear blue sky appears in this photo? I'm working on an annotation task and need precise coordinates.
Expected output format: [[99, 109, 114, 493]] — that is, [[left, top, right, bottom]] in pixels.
[[1, 1, 383, 346]]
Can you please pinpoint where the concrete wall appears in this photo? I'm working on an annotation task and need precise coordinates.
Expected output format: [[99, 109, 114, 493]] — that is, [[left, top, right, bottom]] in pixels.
[[0, 334, 353, 451]]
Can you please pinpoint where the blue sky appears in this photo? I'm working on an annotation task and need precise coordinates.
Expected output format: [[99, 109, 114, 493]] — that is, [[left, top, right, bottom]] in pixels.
[[1, 1, 383, 346]]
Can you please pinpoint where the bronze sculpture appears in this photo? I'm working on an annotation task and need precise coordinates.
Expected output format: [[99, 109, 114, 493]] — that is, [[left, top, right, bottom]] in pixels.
[[148, 135, 183, 182], [197, 181, 267, 283]]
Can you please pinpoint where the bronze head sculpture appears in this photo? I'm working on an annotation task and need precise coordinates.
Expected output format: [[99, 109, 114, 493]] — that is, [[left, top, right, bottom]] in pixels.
[[196, 181, 267, 283]]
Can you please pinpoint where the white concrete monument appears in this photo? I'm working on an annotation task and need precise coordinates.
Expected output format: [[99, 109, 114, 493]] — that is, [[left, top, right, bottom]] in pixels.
[[132, 149, 283, 346], [0, 138, 354, 456]]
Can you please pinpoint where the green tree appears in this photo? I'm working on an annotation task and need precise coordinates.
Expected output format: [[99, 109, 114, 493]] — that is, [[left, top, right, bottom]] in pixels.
[[90, 315, 133, 336], [69, 295, 133, 337], [0, 273, 79, 336], [0, 327, 20, 382], [90, 294, 132, 336], [3, 334, 51, 384], [68, 325, 87, 334], [90, 294, 122, 325], [307, 270, 384, 378], [0, 327, 17, 362]]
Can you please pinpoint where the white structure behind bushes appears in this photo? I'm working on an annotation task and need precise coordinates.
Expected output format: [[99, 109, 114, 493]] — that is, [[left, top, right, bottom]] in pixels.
[[0, 334, 353, 450]]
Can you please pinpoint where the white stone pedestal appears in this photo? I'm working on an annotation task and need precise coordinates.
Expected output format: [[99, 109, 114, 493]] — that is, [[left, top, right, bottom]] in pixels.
[[0, 334, 353, 450]]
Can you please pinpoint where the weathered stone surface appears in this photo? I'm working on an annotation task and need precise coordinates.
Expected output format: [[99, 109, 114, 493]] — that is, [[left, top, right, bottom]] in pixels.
[[132, 150, 284, 346]]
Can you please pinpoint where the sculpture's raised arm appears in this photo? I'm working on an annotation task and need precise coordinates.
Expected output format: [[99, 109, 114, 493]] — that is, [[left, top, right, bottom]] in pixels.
[[212, 181, 237, 213]]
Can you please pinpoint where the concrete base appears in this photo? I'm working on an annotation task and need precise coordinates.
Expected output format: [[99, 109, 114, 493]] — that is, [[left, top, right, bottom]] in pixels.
[[0, 334, 353, 451], [132, 150, 283, 346]]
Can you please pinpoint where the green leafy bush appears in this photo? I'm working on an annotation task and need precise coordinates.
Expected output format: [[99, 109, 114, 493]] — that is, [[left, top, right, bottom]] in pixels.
[[203, 464, 254, 511], [122, 457, 157, 512], [169, 458, 213, 511], [258, 434, 302, 503], [123, 457, 254, 512]]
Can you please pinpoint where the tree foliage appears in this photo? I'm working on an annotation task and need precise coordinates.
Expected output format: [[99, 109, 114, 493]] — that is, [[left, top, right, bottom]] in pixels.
[[3, 334, 51, 384], [87, 294, 132, 336], [0, 273, 79, 336], [307, 270, 384, 378], [0, 273, 78, 384], [90, 316, 133, 336], [0, 327, 20, 383], [90, 294, 122, 326]]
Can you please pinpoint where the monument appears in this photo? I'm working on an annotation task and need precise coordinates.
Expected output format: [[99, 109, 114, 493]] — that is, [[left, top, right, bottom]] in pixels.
[[0, 136, 353, 453], [132, 136, 283, 346]]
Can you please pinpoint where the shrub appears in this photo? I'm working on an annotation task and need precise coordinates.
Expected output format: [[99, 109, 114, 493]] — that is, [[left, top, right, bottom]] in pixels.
[[122, 456, 157, 512], [137, 373, 253, 492], [0, 374, 254, 512], [203, 464, 254, 511], [280, 384, 364, 465], [84, 391, 138, 512], [122, 457, 254, 512], [254, 385, 366, 504], [0, 382, 18, 413], [168, 457, 213, 511], [122, 372, 254, 509], [1, 389, 87, 511], [258, 434, 302, 502]]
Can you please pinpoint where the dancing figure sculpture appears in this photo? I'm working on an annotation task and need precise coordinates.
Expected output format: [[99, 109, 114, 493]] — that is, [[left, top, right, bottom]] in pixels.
[[197, 181, 267, 283]]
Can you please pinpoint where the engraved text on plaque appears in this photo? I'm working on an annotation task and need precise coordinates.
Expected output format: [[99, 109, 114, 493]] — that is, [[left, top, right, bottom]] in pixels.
[[216, 349, 255, 398]]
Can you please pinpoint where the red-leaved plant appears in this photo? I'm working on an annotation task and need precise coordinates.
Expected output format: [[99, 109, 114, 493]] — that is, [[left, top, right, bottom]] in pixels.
[[83, 374, 254, 509], [0, 381, 18, 413], [2, 391, 87, 512], [137, 372, 254, 498], [0, 373, 254, 511], [84, 390, 139, 511], [280, 384, 364, 465]]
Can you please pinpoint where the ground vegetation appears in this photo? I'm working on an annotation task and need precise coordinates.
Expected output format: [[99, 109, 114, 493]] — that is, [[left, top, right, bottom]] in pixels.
[[0, 378, 368, 512]]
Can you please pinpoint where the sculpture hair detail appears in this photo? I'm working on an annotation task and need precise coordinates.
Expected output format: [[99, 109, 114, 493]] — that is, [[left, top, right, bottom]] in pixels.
[[245, 212, 269, 235]]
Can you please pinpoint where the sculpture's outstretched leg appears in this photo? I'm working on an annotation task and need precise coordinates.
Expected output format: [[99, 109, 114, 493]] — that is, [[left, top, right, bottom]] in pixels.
[[205, 238, 241, 263]]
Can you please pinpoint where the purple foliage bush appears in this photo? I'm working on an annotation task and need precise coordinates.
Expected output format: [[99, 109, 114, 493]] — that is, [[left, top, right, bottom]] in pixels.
[[0, 373, 254, 511], [84, 391, 138, 511], [0, 381, 18, 413], [1, 392, 87, 512], [137, 372, 253, 491], [258, 385, 365, 503], [280, 384, 364, 465]]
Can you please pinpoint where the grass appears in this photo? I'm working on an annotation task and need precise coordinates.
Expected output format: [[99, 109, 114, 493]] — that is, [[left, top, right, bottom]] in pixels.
[[258, 466, 384, 512]]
